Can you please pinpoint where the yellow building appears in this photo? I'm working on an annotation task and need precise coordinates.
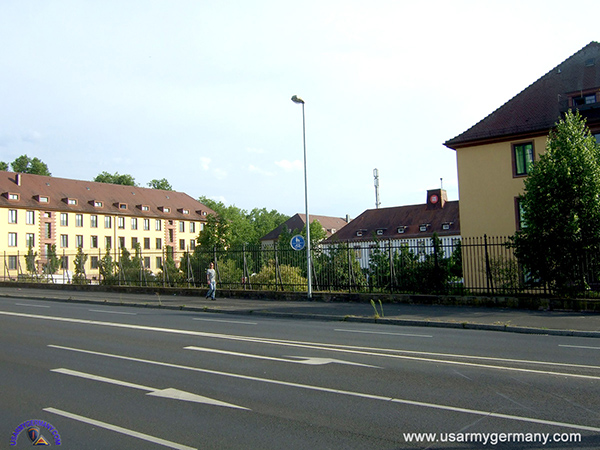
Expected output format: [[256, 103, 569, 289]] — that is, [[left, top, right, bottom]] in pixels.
[[1, 171, 214, 282], [445, 42, 600, 239]]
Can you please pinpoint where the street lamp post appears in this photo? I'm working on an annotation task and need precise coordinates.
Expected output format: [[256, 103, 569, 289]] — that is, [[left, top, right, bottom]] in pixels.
[[291, 95, 312, 299]]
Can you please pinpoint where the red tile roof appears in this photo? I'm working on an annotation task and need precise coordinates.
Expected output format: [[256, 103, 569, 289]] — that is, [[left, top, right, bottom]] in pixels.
[[0, 171, 215, 220], [445, 41, 600, 149], [324, 201, 460, 243], [260, 213, 349, 242]]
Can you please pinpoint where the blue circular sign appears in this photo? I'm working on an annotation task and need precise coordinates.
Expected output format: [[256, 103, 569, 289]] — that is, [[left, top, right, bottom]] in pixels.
[[290, 235, 305, 251]]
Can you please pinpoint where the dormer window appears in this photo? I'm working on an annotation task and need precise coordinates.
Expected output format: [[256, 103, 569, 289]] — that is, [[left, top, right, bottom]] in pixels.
[[356, 231, 363, 237], [92, 200, 103, 208], [178, 208, 190, 215], [196, 210, 208, 216], [118, 203, 128, 210], [159, 206, 171, 213], [138, 205, 150, 211], [376, 229, 384, 236], [35, 195, 49, 203], [442, 222, 453, 231], [419, 224, 430, 232], [5, 192, 19, 201], [397, 226, 406, 234]]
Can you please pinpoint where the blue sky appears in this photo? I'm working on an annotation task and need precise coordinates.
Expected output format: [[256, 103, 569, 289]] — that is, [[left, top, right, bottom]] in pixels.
[[1, 1, 599, 218]]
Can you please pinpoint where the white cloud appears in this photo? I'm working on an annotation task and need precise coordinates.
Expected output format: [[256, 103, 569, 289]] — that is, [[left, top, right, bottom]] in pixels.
[[248, 164, 273, 176], [199, 157, 211, 171], [275, 159, 302, 172]]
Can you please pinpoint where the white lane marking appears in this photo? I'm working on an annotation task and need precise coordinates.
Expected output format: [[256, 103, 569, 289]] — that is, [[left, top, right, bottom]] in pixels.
[[335, 328, 432, 338], [184, 346, 380, 368], [15, 303, 50, 308], [560, 344, 600, 350], [48, 345, 600, 434], [193, 317, 257, 325], [43, 407, 197, 450], [2, 309, 598, 377], [89, 309, 137, 315], [51, 368, 248, 410]]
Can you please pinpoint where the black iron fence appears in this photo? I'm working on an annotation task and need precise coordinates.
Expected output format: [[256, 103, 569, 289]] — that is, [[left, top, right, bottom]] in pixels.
[[2, 236, 595, 297]]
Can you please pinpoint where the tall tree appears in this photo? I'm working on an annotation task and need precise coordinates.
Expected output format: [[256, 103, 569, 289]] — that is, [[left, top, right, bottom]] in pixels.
[[0, 161, 8, 171], [94, 171, 137, 186], [511, 110, 600, 293], [147, 178, 173, 191], [11, 155, 51, 175]]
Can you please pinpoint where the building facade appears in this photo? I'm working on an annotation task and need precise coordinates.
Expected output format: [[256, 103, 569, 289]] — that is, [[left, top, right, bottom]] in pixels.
[[445, 42, 600, 238], [323, 189, 460, 269], [1, 171, 214, 281]]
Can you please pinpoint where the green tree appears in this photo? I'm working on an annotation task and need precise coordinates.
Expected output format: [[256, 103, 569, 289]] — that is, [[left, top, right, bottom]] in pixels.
[[11, 155, 51, 175], [147, 178, 173, 190], [98, 248, 116, 284], [73, 247, 89, 284], [25, 245, 38, 279], [511, 110, 600, 293], [0, 161, 8, 171], [43, 244, 60, 276], [94, 171, 137, 186]]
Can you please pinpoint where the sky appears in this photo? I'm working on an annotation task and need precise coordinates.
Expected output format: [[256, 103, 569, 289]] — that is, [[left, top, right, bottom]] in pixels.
[[1, 1, 599, 219]]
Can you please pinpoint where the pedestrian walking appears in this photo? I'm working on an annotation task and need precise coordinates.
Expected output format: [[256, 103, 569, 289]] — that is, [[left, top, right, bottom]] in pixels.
[[206, 262, 216, 300]]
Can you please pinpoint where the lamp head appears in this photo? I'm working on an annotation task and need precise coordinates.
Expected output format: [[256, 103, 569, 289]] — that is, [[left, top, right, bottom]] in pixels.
[[291, 95, 305, 104]]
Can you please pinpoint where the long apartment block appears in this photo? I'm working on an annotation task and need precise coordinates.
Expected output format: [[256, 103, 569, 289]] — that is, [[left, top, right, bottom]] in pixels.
[[1, 171, 215, 280]]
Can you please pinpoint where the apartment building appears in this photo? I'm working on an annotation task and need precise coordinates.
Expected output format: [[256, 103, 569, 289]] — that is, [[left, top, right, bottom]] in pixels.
[[1, 171, 214, 281]]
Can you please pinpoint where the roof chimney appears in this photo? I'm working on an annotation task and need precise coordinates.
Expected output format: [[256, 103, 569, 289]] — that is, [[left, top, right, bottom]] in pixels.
[[15, 173, 22, 186]]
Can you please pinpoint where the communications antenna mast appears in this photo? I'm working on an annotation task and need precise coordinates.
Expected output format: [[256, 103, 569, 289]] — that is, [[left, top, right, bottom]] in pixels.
[[373, 168, 381, 209]]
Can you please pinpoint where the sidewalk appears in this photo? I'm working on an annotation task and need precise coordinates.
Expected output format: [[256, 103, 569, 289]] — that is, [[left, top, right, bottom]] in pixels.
[[1, 286, 599, 338]]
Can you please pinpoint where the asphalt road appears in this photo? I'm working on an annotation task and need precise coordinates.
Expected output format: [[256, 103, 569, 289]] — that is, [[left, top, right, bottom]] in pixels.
[[2, 296, 600, 449]]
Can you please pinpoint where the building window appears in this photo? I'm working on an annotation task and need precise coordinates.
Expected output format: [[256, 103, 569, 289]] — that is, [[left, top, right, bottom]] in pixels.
[[190, 239, 196, 250], [94, 201, 103, 208], [105, 236, 112, 249], [144, 257, 151, 269], [38, 196, 49, 203], [26, 233, 35, 247], [91, 256, 99, 269], [104, 216, 112, 229], [76, 235, 83, 248], [144, 237, 151, 250], [156, 257, 162, 269], [513, 142, 534, 176], [119, 237, 125, 248], [168, 229, 174, 243], [61, 256, 69, 270], [91, 215, 98, 228], [67, 198, 77, 205], [179, 239, 186, 250], [75, 214, 83, 227], [118, 217, 125, 229], [131, 237, 138, 249], [8, 210, 17, 224], [131, 218, 138, 230], [143, 219, 150, 231], [156, 238, 162, 249], [8, 193, 19, 200], [179, 221, 185, 232], [60, 213, 68, 226], [26, 211, 35, 225], [8, 232, 17, 247], [60, 234, 68, 248], [155, 219, 162, 231], [190, 222, 196, 233], [8, 255, 17, 270], [515, 198, 527, 230], [91, 236, 98, 248], [44, 223, 52, 239]]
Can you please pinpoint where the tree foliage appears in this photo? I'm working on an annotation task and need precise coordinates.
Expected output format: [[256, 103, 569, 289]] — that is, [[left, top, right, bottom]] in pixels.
[[0, 161, 8, 171], [147, 178, 173, 190], [94, 171, 137, 186], [510, 110, 600, 293], [10, 155, 51, 175], [197, 196, 289, 248]]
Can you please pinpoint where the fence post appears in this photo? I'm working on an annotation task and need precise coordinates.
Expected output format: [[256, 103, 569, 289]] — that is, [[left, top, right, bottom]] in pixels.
[[484, 234, 494, 295]]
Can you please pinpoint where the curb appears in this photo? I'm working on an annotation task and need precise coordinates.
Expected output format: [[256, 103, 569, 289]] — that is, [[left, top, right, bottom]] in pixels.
[[3, 292, 599, 338]]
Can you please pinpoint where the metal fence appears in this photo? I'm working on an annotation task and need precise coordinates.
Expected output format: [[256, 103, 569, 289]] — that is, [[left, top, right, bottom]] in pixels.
[[2, 236, 594, 296]]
